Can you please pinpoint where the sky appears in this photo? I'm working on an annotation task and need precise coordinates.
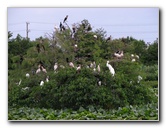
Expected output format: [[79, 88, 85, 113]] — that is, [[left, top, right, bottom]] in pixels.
[[8, 8, 159, 43]]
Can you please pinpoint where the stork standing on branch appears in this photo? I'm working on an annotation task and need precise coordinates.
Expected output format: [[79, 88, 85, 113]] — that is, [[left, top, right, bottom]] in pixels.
[[114, 50, 124, 59], [106, 61, 115, 76], [106, 35, 112, 42], [63, 15, 68, 23]]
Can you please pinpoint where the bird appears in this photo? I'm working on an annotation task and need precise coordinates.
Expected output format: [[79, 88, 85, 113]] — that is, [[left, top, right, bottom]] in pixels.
[[54, 63, 58, 71], [137, 75, 143, 83], [36, 68, 41, 74], [93, 35, 97, 39], [131, 58, 136, 62], [22, 87, 29, 91], [16, 79, 22, 86], [106, 61, 115, 76], [76, 64, 81, 73], [97, 64, 101, 73], [26, 73, 30, 78], [90, 62, 93, 68], [18, 79, 22, 86], [59, 22, 63, 31], [40, 80, 44, 86], [135, 55, 139, 59], [41, 66, 47, 73], [63, 15, 68, 23], [114, 51, 124, 59], [46, 76, 49, 82], [106, 35, 112, 42], [98, 81, 102, 86], [69, 62, 75, 68]]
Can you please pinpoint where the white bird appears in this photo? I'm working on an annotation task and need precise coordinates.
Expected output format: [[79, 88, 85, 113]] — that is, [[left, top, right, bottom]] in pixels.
[[135, 55, 139, 59], [76, 64, 81, 72], [137, 75, 143, 83], [36, 68, 41, 74], [93, 61, 96, 68], [131, 58, 136, 62], [114, 51, 124, 59], [97, 64, 101, 72], [41, 66, 47, 73], [69, 62, 75, 68], [17, 79, 22, 86], [46, 76, 49, 82], [74, 44, 78, 48], [106, 61, 115, 76], [40, 80, 44, 86], [22, 87, 29, 91], [54, 63, 58, 71], [98, 81, 101, 86], [131, 54, 134, 57], [26, 73, 30, 78], [93, 35, 97, 39], [90, 62, 93, 68]]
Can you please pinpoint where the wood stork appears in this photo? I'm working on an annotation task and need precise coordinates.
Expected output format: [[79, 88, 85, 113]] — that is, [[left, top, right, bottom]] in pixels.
[[46, 76, 49, 82], [76, 64, 81, 73], [114, 51, 124, 59], [69, 62, 75, 68], [36, 68, 41, 74], [26, 73, 30, 78], [40, 80, 44, 86], [54, 63, 58, 71], [137, 75, 143, 83], [63, 15, 68, 23], [106, 61, 115, 76], [93, 35, 97, 39], [97, 64, 101, 73], [106, 35, 112, 42], [22, 87, 29, 91], [41, 66, 47, 73]]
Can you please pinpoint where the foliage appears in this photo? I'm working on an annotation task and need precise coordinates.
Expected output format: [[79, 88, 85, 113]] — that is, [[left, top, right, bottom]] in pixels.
[[8, 103, 158, 120]]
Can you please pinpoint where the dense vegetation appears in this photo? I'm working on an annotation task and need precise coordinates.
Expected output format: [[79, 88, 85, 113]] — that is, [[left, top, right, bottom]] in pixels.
[[8, 19, 158, 120]]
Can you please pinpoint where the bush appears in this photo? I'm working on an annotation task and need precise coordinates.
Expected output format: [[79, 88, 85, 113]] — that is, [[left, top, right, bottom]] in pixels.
[[8, 67, 157, 110]]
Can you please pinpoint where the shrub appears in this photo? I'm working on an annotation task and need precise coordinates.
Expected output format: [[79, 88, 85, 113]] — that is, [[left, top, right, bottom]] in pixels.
[[8, 67, 157, 110]]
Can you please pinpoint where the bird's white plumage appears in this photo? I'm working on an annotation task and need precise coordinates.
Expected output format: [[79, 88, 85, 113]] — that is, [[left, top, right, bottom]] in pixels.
[[40, 81, 44, 86], [54, 63, 58, 71], [106, 61, 115, 76], [26, 73, 30, 78]]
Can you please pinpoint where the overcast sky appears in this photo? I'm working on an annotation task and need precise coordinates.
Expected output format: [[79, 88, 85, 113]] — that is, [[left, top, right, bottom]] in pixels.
[[8, 8, 159, 43]]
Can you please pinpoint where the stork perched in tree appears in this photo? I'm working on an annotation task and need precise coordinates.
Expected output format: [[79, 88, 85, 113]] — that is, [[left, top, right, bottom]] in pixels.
[[41, 66, 47, 73], [36, 67, 41, 74], [59, 22, 63, 31], [106, 61, 115, 76], [40, 80, 44, 86], [54, 63, 58, 71], [69, 62, 75, 68], [63, 15, 68, 23], [131, 54, 139, 62], [114, 50, 124, 59], [76, 64, 81, 73], [106, 35, 112, 42], [137, 75, 143, 83], [46, 76, 49, 82], [26, 73, 30, 78], [93, 35, 97, 39], [97, 64, 101, 73]]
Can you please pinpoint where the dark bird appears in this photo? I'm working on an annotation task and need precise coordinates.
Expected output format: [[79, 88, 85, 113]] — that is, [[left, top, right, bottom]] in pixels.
[[63, 15, 68, 23], [106, 35, 112, 42], [19, 55, 24, 65], [59, 22, 62, 31]]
